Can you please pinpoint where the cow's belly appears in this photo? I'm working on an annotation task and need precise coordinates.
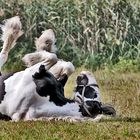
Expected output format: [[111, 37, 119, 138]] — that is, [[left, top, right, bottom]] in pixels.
[[24, 99, 81, 120]]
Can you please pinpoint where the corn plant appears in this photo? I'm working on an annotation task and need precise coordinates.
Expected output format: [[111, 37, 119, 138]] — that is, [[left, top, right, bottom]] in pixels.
[[0, 0, 140, 71]]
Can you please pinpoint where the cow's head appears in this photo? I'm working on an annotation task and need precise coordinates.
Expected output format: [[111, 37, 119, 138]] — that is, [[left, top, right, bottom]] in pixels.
[[75, 71, 116, 117], [35, 29, 57, 53], [74, 71, 101, 117], [75, 71, 100, 104]]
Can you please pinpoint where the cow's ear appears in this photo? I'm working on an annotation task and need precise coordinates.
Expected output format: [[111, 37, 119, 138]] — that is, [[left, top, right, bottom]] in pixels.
[[32, 72, 40, 79], [58, 74, 68, 87], [39, 65, 46, 75], [33, 65, 47, 79], [39, 65, 55, 78]]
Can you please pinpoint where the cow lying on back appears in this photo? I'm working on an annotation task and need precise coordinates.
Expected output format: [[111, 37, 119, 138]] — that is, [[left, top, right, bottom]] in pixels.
[[0, 64, 115, 122], [0, 16, 116, 122]]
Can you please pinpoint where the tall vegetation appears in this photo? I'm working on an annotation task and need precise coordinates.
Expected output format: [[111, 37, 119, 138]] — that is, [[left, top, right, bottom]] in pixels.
[[0, 0, 140, 72]]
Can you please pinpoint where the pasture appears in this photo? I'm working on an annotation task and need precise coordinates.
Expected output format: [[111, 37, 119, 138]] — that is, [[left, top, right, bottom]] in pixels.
[[0, 0, 140, 139], [0, 69, 140, 140]]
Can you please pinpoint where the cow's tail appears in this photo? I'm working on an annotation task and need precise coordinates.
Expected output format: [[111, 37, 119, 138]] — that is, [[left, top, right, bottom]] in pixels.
[[0, 16, 23, 73]]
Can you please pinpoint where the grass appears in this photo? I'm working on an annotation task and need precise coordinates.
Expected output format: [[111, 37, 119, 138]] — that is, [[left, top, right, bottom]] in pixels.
[[0, 121, 140, 140], [0, 69, 140, 140], [0, 0, 140, 139], [65, 68, 140, 118]]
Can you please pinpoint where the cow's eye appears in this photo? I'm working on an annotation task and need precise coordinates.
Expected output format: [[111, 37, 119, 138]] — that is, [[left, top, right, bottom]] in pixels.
[[45, 41, 49, 45]]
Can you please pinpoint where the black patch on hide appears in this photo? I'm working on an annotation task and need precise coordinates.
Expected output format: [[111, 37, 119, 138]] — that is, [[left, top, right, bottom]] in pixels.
[[0, 113, 11, 121], [76, 74, 88, 86], [58, 73, 68, 87], [79, 101, 102, 117], [0, 73, 14, 103], [33, 65, 74, 106], [75, 86, 97, 99], [0, 73, 14, 121]]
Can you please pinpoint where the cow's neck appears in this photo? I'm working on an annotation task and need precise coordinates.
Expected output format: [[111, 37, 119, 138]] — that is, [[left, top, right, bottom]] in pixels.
[[49, 91, 75, 106]]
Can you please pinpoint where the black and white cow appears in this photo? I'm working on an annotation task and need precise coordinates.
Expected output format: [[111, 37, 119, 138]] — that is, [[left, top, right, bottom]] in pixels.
[[0, 64, 115, 122], [0, 16, 116, 122]]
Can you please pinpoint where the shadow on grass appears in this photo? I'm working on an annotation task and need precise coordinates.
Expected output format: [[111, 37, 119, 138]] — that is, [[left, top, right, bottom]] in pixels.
[[100, 116, 140, 123], [0, 113, 11, 121]]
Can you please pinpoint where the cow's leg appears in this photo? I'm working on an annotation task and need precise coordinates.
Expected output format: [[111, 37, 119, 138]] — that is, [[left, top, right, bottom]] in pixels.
[[22, 51, 58, 68], [0, 16, 23, 71], [49, 60, 75, 79], [11, 112, 22, 121], [23, 52, 58, 75]]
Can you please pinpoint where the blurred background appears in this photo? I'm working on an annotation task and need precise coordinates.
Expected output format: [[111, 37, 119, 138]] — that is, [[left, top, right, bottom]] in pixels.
[[0, 0, 140, 73]]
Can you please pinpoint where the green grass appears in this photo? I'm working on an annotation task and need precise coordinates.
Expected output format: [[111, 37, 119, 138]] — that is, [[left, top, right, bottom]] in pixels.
[[0, 69, 140, 140], [0, 121, 140, 140], [65, 68, 140, 118], [0, 0, 140, 139]]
